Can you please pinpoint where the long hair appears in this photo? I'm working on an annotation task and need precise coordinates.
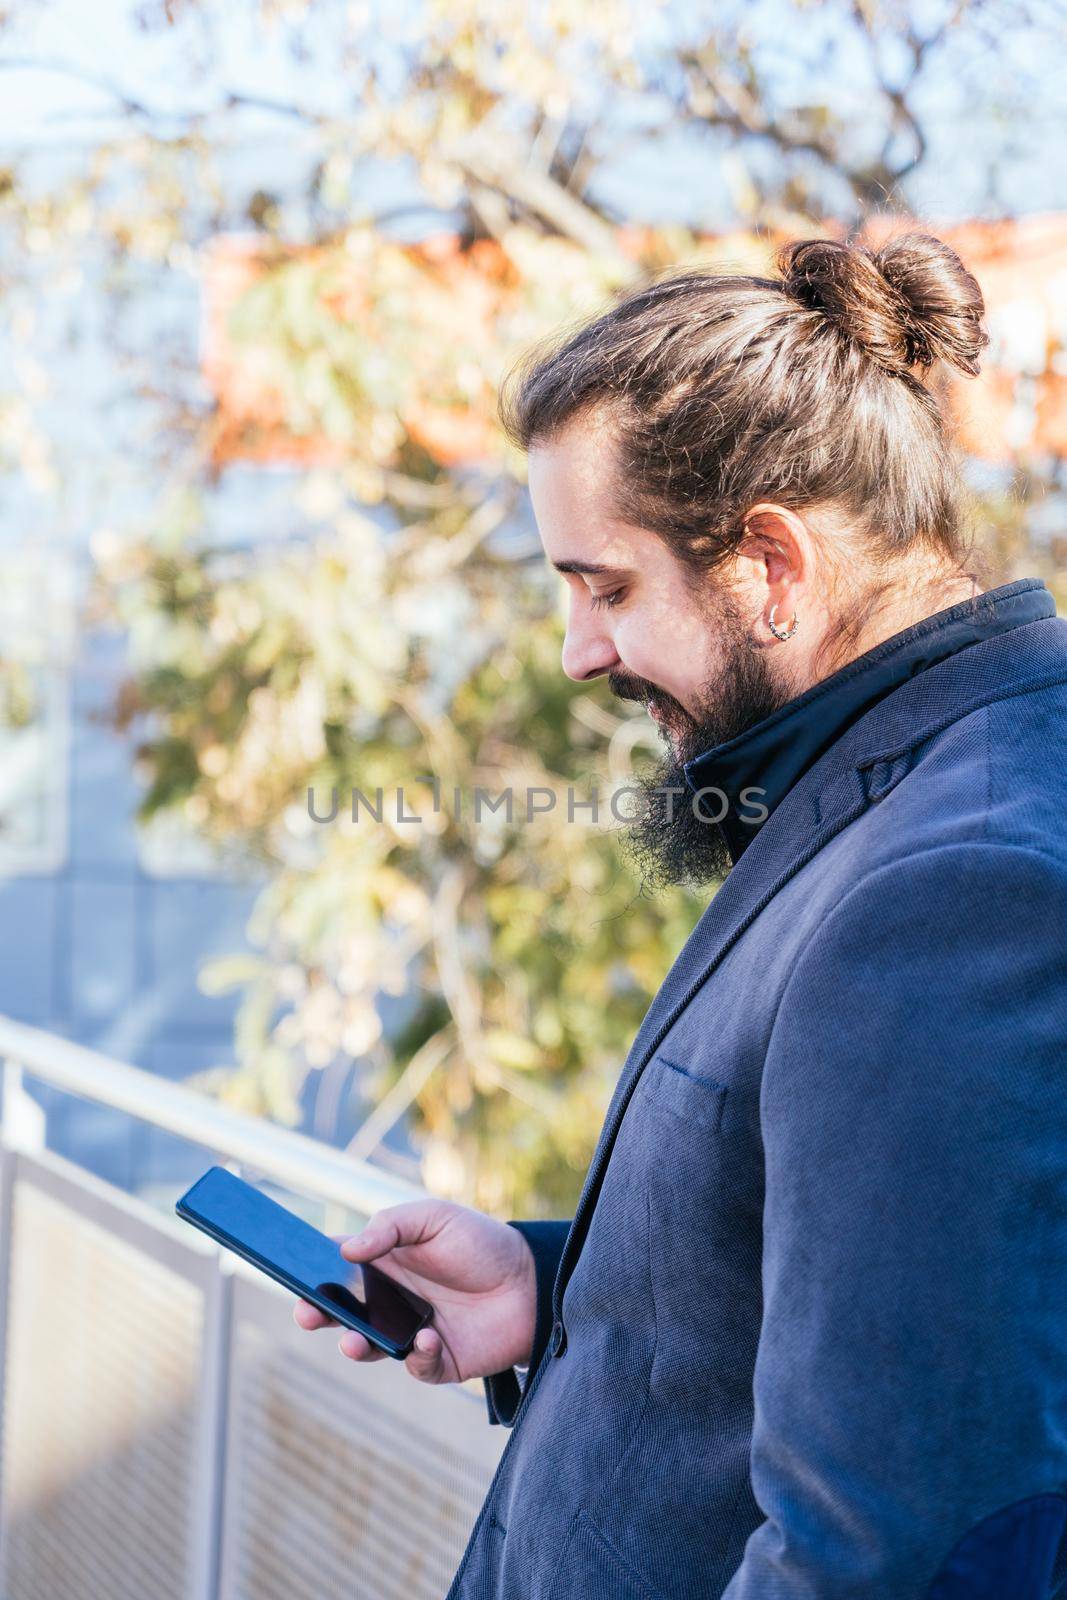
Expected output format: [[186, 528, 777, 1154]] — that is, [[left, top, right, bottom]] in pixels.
[[498, 232, 994, 660]]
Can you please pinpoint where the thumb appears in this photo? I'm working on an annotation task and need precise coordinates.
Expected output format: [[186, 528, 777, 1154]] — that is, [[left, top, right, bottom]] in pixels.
[[340, 1203, 436, 1264], [339, 1222, 395, 1264]]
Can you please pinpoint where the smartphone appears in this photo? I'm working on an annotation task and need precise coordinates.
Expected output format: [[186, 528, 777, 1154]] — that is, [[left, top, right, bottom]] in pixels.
[[175, 1164, 434, 1358]]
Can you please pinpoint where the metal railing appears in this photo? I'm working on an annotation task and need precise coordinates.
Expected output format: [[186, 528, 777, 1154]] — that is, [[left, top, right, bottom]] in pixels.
[[0, 1015, 504, 1600]]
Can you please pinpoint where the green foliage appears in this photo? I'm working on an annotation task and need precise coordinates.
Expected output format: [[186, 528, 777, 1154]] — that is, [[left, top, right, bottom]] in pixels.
[[96, 471, 707, 1213], [3, 0, 1064, 1213]]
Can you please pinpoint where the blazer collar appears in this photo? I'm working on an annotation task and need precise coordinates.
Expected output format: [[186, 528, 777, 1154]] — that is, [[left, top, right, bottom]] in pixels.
[[682, 578, 1057, 866]]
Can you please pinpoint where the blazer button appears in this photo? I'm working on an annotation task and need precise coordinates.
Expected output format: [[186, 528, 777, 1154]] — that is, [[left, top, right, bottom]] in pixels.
[[550, 1319, 567, 1357]]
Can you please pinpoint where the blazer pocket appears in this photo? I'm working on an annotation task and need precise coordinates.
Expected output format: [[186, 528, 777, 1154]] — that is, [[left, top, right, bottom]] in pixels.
[[547, 1510, 661, 1600], [636, 1052, 728, 1134]]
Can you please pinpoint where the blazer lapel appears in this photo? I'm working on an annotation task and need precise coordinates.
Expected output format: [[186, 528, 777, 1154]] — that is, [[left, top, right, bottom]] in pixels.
[[549, 760, 870, 1316]]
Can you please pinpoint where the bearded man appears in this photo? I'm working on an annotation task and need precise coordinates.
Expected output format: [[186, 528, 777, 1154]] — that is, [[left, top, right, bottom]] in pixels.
[[298, 233, 1067, 1599]]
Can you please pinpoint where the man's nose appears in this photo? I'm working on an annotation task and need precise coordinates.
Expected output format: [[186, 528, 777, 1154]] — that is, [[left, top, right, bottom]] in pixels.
[[561, 610, 621, 682]]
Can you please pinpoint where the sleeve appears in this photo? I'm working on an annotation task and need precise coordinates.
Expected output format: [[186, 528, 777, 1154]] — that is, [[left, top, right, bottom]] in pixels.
[[721, 842, 1067, 1597], [482, 1218, 571, 1426]]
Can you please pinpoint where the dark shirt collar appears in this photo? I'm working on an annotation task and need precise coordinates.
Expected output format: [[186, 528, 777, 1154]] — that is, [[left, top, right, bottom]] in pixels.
[[682, 577, 1057, 867]]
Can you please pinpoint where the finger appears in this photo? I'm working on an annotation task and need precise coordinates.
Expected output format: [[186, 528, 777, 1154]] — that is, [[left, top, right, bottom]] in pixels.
[[338, 1328, 388, 1363], [403, 1326, 445, 1384], [293, 1299, 338, 1330]]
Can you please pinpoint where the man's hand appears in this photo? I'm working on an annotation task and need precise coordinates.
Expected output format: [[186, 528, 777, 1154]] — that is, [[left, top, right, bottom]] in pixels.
[[293, 1199, 537, 1386]]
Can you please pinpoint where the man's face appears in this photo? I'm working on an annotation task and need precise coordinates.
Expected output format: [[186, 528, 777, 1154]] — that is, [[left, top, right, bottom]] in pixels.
[[528, 417, 791, 889]]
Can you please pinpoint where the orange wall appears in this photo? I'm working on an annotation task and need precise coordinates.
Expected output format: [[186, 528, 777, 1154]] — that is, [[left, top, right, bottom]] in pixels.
[[201, 215, 1067, 469]]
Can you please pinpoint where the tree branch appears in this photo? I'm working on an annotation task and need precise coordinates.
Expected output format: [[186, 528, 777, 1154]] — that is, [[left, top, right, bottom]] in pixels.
[[0, 54, 154, 117]]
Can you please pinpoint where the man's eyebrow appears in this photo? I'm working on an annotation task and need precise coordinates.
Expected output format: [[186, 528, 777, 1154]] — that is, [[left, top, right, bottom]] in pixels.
[[550, 559, 632, 577]]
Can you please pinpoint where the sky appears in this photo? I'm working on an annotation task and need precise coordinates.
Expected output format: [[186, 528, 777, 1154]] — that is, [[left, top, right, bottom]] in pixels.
[[1, 0, 1066, 226]]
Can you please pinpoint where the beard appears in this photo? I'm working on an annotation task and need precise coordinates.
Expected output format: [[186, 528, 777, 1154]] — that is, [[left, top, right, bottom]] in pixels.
[[608, 583, 791, 892]]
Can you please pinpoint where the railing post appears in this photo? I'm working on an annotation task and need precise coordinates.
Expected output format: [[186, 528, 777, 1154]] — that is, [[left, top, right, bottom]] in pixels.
[[0, 1094, 15, 1555], [0, 1051, 48, 1547], [189, 1245, 234, 1600], [0, 1059, 46, 1155]]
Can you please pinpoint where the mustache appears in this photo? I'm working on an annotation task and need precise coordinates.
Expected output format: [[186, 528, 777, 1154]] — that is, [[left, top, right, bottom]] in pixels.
[[607, 671, 689, 724], [606, 670, 651, 704]]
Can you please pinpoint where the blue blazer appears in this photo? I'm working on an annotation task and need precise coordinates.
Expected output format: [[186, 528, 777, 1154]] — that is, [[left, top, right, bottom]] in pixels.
[[447, 610, 1067, 1600]]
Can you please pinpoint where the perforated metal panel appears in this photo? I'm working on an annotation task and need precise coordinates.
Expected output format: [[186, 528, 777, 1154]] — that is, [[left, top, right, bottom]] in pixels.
[[0, 1144, 504, 1600], [0, 1153, 219, 1600], [219, 1273, 503, 1600]]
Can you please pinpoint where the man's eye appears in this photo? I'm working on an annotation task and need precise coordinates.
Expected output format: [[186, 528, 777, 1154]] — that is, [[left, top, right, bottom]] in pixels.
[[589, 589, 624, 611]]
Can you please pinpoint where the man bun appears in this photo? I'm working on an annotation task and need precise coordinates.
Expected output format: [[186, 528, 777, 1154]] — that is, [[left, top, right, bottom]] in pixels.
[[776, 231, 989, 380]]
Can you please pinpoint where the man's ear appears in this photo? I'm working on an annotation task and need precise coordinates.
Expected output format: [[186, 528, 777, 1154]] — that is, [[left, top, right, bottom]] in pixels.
[[735, 504, 807, 601]]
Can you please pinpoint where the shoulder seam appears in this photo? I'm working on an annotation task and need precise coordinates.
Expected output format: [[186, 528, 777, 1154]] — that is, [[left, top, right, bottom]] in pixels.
[[767, 838, 1067, 1056], [856, 662, 1067, 769], [823, 837, 1067, 924]]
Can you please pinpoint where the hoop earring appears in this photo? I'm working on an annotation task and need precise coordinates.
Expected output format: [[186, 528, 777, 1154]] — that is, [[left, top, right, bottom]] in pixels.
[[768, 603, 800, 641]]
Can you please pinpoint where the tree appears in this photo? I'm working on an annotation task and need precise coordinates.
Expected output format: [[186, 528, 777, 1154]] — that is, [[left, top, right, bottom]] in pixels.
[[2, 0, 1064, 1211]]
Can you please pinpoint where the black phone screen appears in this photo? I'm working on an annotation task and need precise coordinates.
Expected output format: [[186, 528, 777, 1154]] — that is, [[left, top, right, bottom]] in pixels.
[[175, 1165, 434, 1357]]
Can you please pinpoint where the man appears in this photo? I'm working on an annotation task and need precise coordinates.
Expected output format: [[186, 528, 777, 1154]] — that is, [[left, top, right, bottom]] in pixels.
[[297, 236, 1067, 1596]]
